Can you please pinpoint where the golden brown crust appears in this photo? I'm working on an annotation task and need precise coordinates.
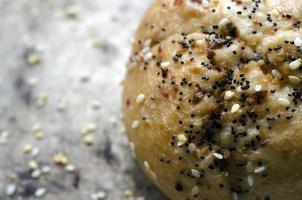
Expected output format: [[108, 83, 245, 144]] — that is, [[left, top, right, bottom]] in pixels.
[[123, 0, 302, 199]]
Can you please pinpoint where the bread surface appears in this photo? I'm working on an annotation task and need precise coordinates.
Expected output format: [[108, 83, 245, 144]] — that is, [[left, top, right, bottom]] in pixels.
[[123, 0, 302, 199]]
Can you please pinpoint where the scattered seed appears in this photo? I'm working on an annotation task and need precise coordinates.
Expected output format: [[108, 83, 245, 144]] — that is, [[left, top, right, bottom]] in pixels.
[[191, 169, 201, 177], [272, 69, 282, 79], [255, 84, 262, 92], [191, 186, 200, 196], [254, 166, 266, 174], [247, 175, 254, 186], [177, 134, 188, 147], [23, 144, 33, 154], [27, 53, 42, 65], [144, 52, 153, 61], [213, 152, 224, 160], [53, 153, 68, 166], [83, 134, 94, 145], [188, 143, 197, 153], [294, 37, 302, 47], [277, 98, 290, 107], [196, 40, 205, 46], [136, 93, 146, 104], [288, 75, 300, 84], [289, 58, 301, 70], [41, 165, 51, 174], [231, 104, 240, 113], [224, 91, 235, 100], [66, 164, 76, 172], [131, 120, 140, 129], [90, 191, 106, 200], [6, 184, 17, 196], [28, 160, 39, 170], [0, 131, 10, 145], [161, 61, 171, 68], [31, 169, 42, 179], [34, 187, 47, 198], [232, 192, 238, 200], [35, 131, 44, 140]]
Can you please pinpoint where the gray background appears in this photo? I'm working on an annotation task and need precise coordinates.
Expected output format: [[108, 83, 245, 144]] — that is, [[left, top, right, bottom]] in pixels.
[[0, 0, 168, 199]]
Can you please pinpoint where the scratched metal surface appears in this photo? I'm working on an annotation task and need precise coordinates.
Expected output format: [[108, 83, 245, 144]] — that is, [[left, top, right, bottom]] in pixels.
[[0, 0, 168, 199]]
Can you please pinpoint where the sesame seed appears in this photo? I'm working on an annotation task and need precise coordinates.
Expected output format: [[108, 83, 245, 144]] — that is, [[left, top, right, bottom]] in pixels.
[[136, 93, 146, 104], [35, 131, 44, 140], [81, 123, 98, 135], [34, 187, 47, 198], [277, 98, 290, 107], [87, 123, 97, 132], [31, 169, 42, 179], [144, 161, 157, 179], [144, 52, 153, 61], [32, 123, 42, 132], [7, 172, 17, 181], [83, 134, 94, 145], [129, 142, 136, 157], [90, 191, 107, 200], [247, 175, 254, 186], [0, 131, 10, 144], [271, 9, 280, 17], [124, 190, 134, 197], [254, 166, 266, 173], [255, 84, 262, 92], [288, 75, 300, 84], [6, 184, 17, 196], [27, 77, 39, 86], [271, 69, 282, 79], [191, 169, 201, 177], [131, 120, 140, 129], [219, 18, 229, 27], [224, 91, 235, 100], [191, 186, 200, 196], [150, 171, 157, 180], [143, 39, 152, 47], [36, 92, 48, 107], [23, 144, 33, 154], [31, 147, 40, 157], [232, 192, 238, 200], [188, 143, 197, 153], [53, 153, 68, 166], [177, 134, 188, 147], [246, 162, 254, 173], [231, 104, 240, 113], [213, 152, 224, 160], [236, 86, 242, 93], [196, 40, 205, 46], [203, 0, 209, 7], [65, 164, 76, 172], [142, 46, 151, 54], [289, 58, 301, 70], [161, 61, 171, 68], [41, 165, 51, 174], [28, 160, 39, 170], [294, 37, 302, 47], [27, 53, 42, 65], [144, 161, 151, 171]]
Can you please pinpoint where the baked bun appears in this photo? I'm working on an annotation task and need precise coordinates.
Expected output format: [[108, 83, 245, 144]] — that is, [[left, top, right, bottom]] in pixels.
[[123, 0, 302, 199]]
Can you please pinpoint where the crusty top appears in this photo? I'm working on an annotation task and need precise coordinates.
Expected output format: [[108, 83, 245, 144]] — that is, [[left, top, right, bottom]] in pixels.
[[123, 0, 302, 200]]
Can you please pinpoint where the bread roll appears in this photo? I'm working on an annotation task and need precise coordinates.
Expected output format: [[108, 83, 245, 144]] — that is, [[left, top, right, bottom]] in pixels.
[[123, 0, 302, 199]]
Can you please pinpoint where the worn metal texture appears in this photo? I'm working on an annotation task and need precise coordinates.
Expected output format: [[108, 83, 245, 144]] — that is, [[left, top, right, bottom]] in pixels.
[[0, 0, 167, 199]]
